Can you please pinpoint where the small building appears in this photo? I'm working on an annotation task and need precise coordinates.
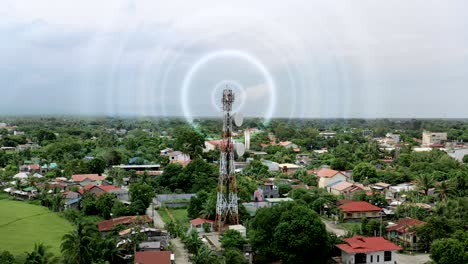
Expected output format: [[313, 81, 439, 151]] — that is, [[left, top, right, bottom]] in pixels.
[[71, 174, 107, 185], [228, 225, 247, 238], [421, 131, 447, 147], [278, 141, 298, 149], [370, 182, 391, 193], [279, 163, 303, 174], [98, 215, 152, 234], [261, 160, 280, 172], [328, 181, 363, 197], [336, 236, 401, 264], [319, 132, 336, 138], [386, 217, 426, 251], [253, 183, 279, 201], [204, 140, 222, 152], [265, 197, 293, 206], [190, 218, 215, 233], [315, 168, 349, 189], [339, 200, 383, 221], [134, 251, 173, 264]]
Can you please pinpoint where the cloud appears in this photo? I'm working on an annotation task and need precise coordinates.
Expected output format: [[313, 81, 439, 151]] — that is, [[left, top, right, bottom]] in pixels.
[[0, 0, 467, 118]]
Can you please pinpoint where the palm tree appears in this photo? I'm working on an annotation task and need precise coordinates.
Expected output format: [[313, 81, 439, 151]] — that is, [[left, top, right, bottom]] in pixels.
[[435, 180, 455, 201], [191, 245, 225, 264], [24, 243, 56, 264], [183, 230, 203, 255], [61, 220, 99, 264], [199, 199, 215, 219], [414, 174, 434, 195], [51, 193, 65, 212]]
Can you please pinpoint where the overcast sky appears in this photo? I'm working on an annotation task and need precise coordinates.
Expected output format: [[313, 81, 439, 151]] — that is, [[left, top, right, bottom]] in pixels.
[[1, 0, 467, 120]]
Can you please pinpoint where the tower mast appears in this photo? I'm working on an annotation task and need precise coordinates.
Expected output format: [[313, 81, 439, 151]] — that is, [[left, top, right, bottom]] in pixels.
[[215, 89, 239, 231]]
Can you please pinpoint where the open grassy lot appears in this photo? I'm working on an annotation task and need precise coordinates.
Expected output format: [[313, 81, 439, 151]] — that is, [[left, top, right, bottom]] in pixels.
[[158, 207, 189, 227], [0, 200, 73, 257]]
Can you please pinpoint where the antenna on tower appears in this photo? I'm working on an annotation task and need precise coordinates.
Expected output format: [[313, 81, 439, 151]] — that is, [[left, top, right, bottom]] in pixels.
[[215, 88, 241, 232]]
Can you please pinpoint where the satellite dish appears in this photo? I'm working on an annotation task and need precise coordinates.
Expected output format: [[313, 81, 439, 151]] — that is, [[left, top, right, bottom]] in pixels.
[[234, 112, 244, 127], [236, 142, 246, 156]]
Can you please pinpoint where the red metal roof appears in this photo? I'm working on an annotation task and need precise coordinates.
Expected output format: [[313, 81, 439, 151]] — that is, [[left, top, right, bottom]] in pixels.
[[315, 168, 340, 178], [98, 185, 121, 192], [29, 164, 41, 170], [339, 201, 382, 213], [98, 215, 152, 232], [386, 217, 426, 234], [72, 174, 106, 182], [190, 218, 214, 226], [336, 236, 401, 253], [78, 184, 120, 195], [134, 251, 171, 264]]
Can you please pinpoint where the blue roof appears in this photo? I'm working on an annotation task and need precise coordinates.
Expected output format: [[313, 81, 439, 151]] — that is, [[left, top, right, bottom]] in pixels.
[[66, 198, 81, 205]]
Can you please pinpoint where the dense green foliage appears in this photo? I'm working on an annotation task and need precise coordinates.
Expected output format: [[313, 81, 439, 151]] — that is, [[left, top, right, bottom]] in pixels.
[[250, 201, 331, 264]]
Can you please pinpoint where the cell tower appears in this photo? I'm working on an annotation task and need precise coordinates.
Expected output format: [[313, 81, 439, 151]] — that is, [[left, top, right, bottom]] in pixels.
[[215, 89, 243, 231]]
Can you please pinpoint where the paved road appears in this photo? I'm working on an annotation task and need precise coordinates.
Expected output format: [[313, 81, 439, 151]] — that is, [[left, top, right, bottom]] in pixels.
[[172, 238, 190, 264], [321, 218, 430, 264], [145, 206, 165, 229], [322, 218, 346, 237], [146, 205, 190, 264]]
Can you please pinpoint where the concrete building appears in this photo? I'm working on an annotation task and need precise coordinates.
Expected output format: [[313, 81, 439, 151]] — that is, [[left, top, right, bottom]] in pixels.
[[422, 131, 447, 147], [315, 168, 348, 189], [336, 236, 401, 264]]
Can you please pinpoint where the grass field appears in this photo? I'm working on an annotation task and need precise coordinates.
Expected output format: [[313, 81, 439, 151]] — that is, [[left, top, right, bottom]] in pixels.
[[158, 207, 189, 227], [0, 200, 74, 257]]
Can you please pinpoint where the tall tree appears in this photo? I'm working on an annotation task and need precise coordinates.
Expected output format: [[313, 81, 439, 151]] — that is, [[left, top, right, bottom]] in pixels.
[[415, 174, 435, 195], [129, 182, 155, 213], [174, 127, 205, 158], [352, 162, 377, 183], [24, 243, 56, 264], [61, 220, 99, 264]]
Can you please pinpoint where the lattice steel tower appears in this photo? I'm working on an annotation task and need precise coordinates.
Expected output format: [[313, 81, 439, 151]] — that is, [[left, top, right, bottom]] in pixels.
[[215, 89, 239, 231]]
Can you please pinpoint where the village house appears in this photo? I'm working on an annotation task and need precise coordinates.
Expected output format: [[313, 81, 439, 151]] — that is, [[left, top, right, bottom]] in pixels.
[[328, 181, 363, 198], [253, 182, 279, 201], [278, 141, 300, 152], [386, 217, 426, 251], [339, 200, 383, 221], [204, 140, 222, 152], [190, 218, 215, 233], [314, 168, 349, 189], [72, 174, 107, 185], [279, 163, 303, 174], [336, 236, 401, 264], [78, 184, 127, 201]]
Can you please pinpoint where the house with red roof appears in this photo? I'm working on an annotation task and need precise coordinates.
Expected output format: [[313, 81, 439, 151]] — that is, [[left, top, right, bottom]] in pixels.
[[134, 251, 173, 264], [339, 200, 383, 221], [336, 236, 401, 264], [386, 217, 426, 251], [71, 174, 107, 185], [203, 140, 222, 152], [314, 167, 349, 189], [278, 141, 299, 151], [190, 218, 215, 233], [78, 184, 123, 197]]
